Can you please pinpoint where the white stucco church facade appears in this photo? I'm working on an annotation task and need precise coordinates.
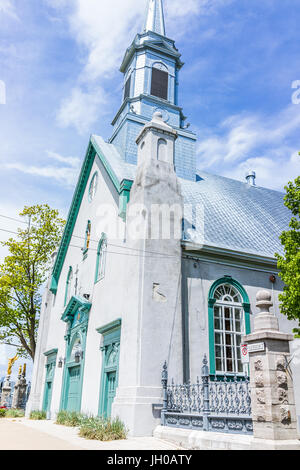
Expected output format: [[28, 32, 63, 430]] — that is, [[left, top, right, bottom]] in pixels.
[[27, 0, 300, 436]]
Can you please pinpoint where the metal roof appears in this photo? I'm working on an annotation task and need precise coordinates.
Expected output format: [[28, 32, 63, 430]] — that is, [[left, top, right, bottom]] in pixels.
[[92, 135, 289, 259]]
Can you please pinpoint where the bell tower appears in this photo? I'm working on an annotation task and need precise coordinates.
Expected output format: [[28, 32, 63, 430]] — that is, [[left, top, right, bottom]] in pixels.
[[109, 0, 197, 181]]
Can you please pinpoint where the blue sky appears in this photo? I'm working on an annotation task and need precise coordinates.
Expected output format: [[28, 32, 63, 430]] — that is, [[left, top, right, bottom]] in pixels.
[[0, 0, 300, 373]]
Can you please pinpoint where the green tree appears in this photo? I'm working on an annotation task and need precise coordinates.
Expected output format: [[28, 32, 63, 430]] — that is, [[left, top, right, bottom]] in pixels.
[[0, 205, 65, 359], [276, 162, 300, 338]]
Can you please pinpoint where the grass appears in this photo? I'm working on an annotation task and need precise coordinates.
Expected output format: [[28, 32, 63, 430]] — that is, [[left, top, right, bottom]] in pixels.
[[79, 416, 127, 441], [29, 410, 47, 420], [0, 408, 25, 418], [55, 410, 127, 441], [55, 410, 86, 427]]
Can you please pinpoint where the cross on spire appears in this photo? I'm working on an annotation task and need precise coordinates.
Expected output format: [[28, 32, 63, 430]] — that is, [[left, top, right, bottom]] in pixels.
[[144, 0, 166, 36]]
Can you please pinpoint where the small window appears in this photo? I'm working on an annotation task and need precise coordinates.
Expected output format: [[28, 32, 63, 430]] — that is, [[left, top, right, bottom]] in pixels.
[[151, 67, 168, 100], [89, 172, 98, 202], [124, 75, 131, 101], [95, 234, 107, 282], [64, 267, 73, 306], [83, 221, 91, 255]]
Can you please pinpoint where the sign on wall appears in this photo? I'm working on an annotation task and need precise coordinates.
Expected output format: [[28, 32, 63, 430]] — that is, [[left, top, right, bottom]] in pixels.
[[241, 344, 249, 364]]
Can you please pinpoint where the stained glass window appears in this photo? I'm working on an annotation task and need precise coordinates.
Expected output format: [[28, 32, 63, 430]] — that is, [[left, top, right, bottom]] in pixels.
[[96, 235, 107, 282], [65, 267, 73, 306]]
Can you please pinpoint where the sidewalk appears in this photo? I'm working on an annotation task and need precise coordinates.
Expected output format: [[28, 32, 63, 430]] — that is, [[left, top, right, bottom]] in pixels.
[[0, 418, 184, 450]]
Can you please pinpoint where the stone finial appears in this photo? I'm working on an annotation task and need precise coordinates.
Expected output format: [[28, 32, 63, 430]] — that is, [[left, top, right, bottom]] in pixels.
[[256, 289, 273, 314], [254, 289, 279, 332]]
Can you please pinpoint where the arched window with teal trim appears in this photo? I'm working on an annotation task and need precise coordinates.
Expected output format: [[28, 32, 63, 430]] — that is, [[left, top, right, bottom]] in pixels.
[[95, 233, 107, 283], [208, 276, 251, 376], [64, 267, 73, 306], [83, 220, 91, 258]]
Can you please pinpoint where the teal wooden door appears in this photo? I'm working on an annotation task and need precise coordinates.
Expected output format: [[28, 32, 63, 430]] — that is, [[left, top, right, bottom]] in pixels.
[[44, 382, 52, 413], [105, 371, 117, 417], [65, 366, 81, 412], [42, 355, 56, 414]]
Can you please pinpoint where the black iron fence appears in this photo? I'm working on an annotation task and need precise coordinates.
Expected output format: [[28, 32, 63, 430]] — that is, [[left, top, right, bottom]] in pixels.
[[161, 355, 253, 435]]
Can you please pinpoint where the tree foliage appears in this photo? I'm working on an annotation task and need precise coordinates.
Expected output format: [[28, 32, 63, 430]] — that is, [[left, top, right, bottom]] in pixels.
[[276, 163, 300, 338], [0, 205, 65, 359]]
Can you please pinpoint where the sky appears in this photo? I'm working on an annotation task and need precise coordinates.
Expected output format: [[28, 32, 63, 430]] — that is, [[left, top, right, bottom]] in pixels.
[[0, 0, 300, 373]]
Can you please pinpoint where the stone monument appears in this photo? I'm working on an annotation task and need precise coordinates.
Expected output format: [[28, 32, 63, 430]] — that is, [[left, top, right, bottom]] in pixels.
[[12, 364, 28, 409], [243, 289, 300, 450], [0, 354, 18, 407]]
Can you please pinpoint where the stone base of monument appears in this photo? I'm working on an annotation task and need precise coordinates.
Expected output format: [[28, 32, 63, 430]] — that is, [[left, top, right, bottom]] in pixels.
[[153, 426, 300, 450]]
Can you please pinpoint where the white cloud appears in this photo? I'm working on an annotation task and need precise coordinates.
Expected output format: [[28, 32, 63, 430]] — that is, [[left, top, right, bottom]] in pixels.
[[197, 105, 300, 190], [47, 0, 206, 133], [0, 0, 18, 20], [4, 150, 81, 187], [46, 150, 80, 168], [224, 152, 300, 191], [57, 86, 107, 135]]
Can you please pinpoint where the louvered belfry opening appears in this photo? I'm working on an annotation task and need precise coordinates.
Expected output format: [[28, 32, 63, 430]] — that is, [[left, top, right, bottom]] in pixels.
[[151, 67, 168, 100], [124, 75, 131, 100]]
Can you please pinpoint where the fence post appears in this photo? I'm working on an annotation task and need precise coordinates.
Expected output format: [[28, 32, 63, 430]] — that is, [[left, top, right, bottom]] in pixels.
[[161, 361, 168, 426], [202, 354, 210, 431]]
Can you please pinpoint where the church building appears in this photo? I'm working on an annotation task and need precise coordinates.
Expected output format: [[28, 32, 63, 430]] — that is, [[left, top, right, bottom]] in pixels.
[[27, 0, 300, 436]]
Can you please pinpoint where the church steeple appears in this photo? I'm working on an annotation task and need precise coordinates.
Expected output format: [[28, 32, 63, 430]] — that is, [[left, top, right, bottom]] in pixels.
[[144, 0, 166, 36], [109, 0, 197, 182]]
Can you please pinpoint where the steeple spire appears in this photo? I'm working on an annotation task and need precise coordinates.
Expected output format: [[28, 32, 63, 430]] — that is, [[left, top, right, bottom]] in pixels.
[[144, 0, 166, 36]]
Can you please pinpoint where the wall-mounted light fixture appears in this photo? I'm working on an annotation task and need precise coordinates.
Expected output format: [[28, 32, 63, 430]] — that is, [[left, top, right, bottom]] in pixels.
[[74, 350, 83, 364], [58, 357, 64, 368]]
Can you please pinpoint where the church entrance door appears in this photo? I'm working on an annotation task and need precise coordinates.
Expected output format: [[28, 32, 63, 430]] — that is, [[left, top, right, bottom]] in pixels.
[[65, 365, 81, 412], [104, 370, 117, 417], [97, 320, 121, 419]]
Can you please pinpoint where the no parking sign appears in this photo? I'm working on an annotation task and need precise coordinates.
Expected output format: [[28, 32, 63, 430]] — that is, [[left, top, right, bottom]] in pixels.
[[241, 344, 249, 364]]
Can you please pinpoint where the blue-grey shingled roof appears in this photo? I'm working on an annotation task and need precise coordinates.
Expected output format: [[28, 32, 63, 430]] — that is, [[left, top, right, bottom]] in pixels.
[[180, 172, 289, 258], [93, 135, 289, 259]]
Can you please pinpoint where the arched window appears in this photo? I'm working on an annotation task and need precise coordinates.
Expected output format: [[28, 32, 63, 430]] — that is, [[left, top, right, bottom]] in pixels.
[[83, 221, 91, 256], [64, 267, 73, 306], [157, 138, 168, 162], [89, 172, 98, 202], [208, 277, 251, 375], [151, 63, 168, 100], [124, 75, 131, 101], [95, 234, 107, 283]]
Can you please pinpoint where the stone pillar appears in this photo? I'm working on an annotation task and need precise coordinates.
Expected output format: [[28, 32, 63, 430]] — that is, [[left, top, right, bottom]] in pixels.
[[0, 376, 11, 407], [243, 290, 300, 450]]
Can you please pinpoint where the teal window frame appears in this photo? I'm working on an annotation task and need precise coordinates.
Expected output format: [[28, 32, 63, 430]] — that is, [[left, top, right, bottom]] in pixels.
[[208, 276, 251, 376], [64, 267, 73, 307], [82, 220, 91, 259], [95, 233, 107, 284]]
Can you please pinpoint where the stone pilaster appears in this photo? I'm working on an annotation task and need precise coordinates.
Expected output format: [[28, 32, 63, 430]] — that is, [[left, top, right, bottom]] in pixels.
[[112, 112, 183, 436], [243, 290, 300, 449]]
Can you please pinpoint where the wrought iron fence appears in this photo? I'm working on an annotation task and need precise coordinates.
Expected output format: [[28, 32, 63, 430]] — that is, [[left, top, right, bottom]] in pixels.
[[161, 355, 253, 435]]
